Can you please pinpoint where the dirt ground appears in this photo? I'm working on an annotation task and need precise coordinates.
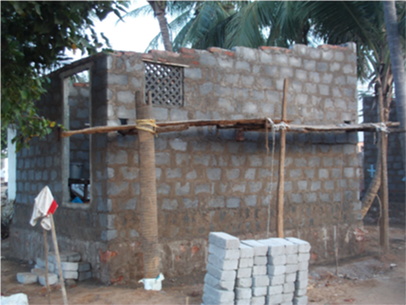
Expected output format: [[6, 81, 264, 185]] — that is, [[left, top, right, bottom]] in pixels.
[[1, 225, 405, 305]]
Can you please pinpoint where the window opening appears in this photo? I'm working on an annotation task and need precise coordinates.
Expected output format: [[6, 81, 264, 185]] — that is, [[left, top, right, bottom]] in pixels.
[[65, 70, 91, 204], [144, 62, 184, 107]]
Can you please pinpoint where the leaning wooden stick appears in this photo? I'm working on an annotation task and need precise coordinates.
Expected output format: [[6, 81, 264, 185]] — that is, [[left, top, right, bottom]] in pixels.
[[50, 215, 68, 305], [43, 229, 51, 305]]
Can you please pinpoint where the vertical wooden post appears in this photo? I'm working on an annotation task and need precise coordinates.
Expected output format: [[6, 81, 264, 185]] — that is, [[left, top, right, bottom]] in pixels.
[[377, 86, 390, 253], [276, 79, 289, 238], [135, 91, 160, 279]]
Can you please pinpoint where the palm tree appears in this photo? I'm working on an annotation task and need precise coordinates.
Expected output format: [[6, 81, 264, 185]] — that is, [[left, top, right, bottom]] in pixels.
[[147, 1, 172, 51]]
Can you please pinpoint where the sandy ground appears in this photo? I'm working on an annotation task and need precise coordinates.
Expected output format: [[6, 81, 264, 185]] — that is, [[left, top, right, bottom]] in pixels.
[[1, 225, 405, 305]]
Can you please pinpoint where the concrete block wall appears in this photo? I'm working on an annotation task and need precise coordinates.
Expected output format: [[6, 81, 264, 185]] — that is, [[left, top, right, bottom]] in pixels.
[[11, 43, 363, 284], [363, 96, 405, 220], [202, 232, 311, 305]]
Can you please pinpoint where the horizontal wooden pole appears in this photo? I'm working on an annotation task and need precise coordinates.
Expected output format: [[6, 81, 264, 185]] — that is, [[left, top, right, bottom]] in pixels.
[[59, 119, 400, 138]]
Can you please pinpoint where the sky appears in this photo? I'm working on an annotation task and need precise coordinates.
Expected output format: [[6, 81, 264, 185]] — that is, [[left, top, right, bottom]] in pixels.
[[68, 0, 160, 61]]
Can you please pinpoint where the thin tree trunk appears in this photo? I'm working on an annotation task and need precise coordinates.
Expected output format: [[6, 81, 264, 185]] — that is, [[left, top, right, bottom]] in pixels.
[[383, 0, 406, 165], [148, 1, 173, 52]]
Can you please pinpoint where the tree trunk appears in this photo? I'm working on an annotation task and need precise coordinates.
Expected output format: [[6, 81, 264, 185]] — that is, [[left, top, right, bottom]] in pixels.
[[383, 0, 406, 163], [148, 1, 173, 52], [136, 91, 160, 279]]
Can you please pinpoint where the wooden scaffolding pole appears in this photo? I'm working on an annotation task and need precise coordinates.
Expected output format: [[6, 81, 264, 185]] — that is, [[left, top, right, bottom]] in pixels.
[[276, 79, 289, 238], [378, 86, 390, 253], [135, 91, 160, 279]]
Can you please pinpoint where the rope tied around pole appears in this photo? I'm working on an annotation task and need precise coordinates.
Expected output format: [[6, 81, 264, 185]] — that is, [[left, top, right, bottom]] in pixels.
[[265, 118, 277, 237], [371, 122, 389, 133], [135, 119, 158, 134]]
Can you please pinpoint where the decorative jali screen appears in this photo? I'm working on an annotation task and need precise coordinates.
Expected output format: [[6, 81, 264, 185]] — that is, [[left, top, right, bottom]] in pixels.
[[144, 62, 184, 107]]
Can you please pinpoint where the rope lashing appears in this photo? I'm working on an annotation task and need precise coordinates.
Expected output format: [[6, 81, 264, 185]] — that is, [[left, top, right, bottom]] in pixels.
[[371, 122, 389, 133], [135, 119, 158, 134]]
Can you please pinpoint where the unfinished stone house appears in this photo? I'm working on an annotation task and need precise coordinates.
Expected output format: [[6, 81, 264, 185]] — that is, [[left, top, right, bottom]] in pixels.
[[10, 43, 363, 284]]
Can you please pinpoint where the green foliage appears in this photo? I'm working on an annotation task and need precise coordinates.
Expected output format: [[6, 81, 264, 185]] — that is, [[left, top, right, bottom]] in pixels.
[[1, 1, 128, 151]]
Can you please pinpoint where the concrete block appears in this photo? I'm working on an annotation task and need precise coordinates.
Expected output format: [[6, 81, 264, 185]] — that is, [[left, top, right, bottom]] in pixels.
[[235, 287, 252, 300], [78, 271, 92, 281], [252, 265, 267, 275], [207, 263, 237, 281], [78, 262, 91, 272], [236, 277, 252, 288], [252, 286, 267, 296], [267, 254, 286, 266], [251, 296, 265, 305], [242, 240, 268, 256], [297, 261, 309, 271], [269, 274, 285, 286], [285, 264, 299, 274], [268, 285, 283, 295], [297, 270, 308, 282], [48, 251, 81, 263], [266, 294, 283, 304], [203, 284, 234, 304], [17, 272, 37, 284], [285, 272, 297, 283], [258, 239, 285, 256], [267, 265, 286, 276], [35, 257, 46, 268], [209, 243, 240, 260], [295, 278, 308, 290], [281, 302, 293, 305], [237, 267, 252, 279], [204, 273, 235, 291], [209, 232, 240, 249], [61, 262, 79, 271], [38, 273, 58, 286], [239, 243, 254, 258], [252, 275, 269, 287], [235, 299, 251, 305], [298, 253, 310, 262], [286, 254, 298, 265], [295, 287, 307, 297], [239, 257, 254, 268], [254, 256, 267, 266], [208, 253, 239, 270], [283, 282, 295, 293], [282, 292, 294, 303], [62, 270, 78, 279], [293, 296, 308, 305]]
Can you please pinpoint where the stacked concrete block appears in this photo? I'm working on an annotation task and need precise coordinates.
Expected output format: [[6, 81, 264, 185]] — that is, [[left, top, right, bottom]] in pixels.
[[203, 232, 311, 305], [203, 232, 240, 305], [19, 251, 93, 286], [241, 240, 269, 305], [235, 243, 254, 305], [285, 238, 311, 305]]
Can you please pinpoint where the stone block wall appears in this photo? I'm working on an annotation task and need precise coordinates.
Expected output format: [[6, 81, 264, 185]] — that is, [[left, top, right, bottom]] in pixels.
[[363, 96, 405, 221], [11, 43, 363, 285]]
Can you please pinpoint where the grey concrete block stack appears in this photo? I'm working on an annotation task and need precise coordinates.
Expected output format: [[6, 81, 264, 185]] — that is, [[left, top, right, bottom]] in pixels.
[[203, 232, 240, 305], [202, 233, 311, 305], [17, 251, 92, 286]]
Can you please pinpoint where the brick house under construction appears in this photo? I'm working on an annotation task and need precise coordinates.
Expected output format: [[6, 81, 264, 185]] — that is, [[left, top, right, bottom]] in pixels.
[[10, 43, 364, 284]]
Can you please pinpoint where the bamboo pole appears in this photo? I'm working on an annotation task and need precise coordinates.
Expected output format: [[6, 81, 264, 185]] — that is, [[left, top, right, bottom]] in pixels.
[[276, 79, 289, 238], [135, 91, 160, 280], [50, 215, 68, 305]]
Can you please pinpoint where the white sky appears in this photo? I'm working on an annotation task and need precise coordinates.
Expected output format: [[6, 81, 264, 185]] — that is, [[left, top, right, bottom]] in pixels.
[[68, 0, 160, 61]]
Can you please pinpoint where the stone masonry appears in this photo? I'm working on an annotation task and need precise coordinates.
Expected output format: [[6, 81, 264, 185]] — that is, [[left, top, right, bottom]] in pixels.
[[11, 43, 362, 284]]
